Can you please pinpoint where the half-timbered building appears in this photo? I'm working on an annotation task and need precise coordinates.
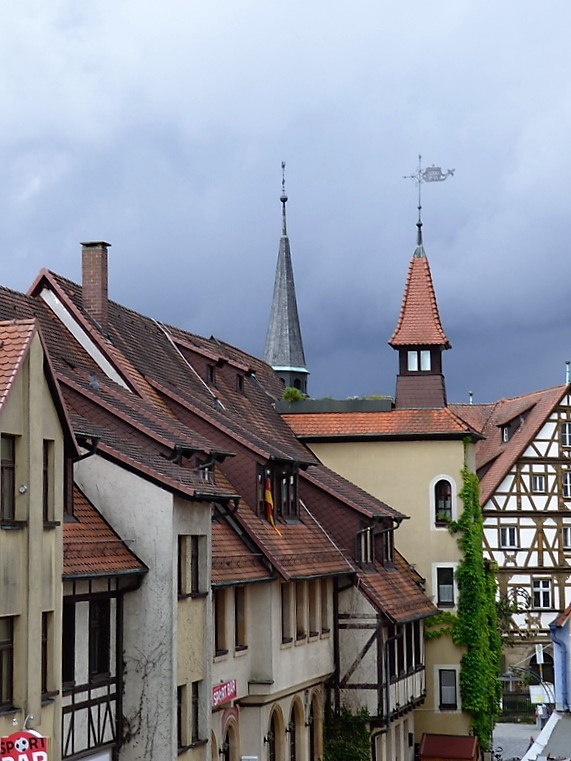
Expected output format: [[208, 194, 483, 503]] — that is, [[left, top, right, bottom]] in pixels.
[[452, 384, 571, 677]]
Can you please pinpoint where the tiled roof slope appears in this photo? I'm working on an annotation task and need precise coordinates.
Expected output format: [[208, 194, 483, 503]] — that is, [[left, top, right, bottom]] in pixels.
[[389, 254, 450, 348], [451, 384, 568, 504], [4, 267, 434, 618], [282, 407, 477, 439], [0, 319, 36, 414], [212, 517, 273, 585], [64, 485, 147, 578], [358, 553, 436, 624], [44, 271, 313, 465]]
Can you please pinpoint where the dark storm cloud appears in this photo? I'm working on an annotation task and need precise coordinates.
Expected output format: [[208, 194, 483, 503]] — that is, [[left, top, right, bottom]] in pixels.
[[1, 1, 571, 404]]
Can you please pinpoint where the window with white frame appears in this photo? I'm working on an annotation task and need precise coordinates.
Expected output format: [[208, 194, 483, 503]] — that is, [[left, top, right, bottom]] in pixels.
[[563, 526, 571, 549], [434, 480, 452, 525], [562, 422, 571, 448], [436, 567, 455, 607], [407, 349, 431, 372], [438, 668, 458, 710], [532, 579, 552, 609], [563, 472, 571, 498], [531, 475, 545, 493], [499, 526, 518, 549]]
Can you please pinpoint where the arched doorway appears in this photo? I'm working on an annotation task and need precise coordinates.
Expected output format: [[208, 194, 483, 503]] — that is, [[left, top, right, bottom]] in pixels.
[[266, 709, 284, 761]]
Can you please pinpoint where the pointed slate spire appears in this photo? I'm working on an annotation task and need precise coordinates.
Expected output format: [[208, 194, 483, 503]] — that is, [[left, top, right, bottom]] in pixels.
[[389, 216, 450, 409], [263, 163, 308, 394]]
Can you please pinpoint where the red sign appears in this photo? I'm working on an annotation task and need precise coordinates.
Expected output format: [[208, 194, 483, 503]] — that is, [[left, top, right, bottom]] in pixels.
[[1, 730, 48, 761], [212, 679, 237, 707]]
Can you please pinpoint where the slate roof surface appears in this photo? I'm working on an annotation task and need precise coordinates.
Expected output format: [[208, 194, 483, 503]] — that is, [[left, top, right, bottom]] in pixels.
[[357, 552, 436, 624], [0, 319, 36, 414], [393, 374, 448, 410], [389, 253, 450, 348], [451, 384, 568, 504], [64, 485, 147, 578], [282, 407, 476, 439], [263, 230, 307, 370]]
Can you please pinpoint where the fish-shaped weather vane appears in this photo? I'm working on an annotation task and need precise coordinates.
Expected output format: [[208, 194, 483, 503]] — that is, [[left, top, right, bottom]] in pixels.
[[404, 154, 455, 211]]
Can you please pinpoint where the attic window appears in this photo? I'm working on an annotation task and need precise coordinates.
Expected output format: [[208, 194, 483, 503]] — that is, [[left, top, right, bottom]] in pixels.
[[257, 464, 298, 522], [501, 426, 509, 443], [206, 365, 216, 386], [357, 527, 373, 565], [236, 374, 244, 393]]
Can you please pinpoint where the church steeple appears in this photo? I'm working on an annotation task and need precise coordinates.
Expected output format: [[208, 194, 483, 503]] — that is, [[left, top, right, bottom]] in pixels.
[[264, 163, 309, 394], [389, 217, 450, 409]]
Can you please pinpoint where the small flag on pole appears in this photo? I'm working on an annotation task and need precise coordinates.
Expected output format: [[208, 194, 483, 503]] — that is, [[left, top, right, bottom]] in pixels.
[[265, 476, 282, 536]]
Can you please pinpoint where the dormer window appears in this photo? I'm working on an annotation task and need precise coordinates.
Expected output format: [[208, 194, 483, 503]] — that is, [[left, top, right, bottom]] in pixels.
[[236, 374, 244, 393], [257, 463, 298, 522], [206, 364, 216, 386], [501, 426, 509, 443], [357, 527, 373, 565], [407, 349, 431, 372]]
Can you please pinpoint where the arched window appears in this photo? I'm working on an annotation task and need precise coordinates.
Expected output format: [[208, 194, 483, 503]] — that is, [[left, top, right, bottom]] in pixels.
[[435, 480, 452, 525], [267, 711, 280, 761], [288, 710, 297, 761]]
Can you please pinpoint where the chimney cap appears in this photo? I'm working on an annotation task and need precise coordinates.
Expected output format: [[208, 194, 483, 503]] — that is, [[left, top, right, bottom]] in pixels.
[[80, 241, 112, 248]]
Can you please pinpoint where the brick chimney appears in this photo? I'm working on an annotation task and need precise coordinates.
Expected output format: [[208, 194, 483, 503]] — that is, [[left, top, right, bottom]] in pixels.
[[81, 241, 111, 332]]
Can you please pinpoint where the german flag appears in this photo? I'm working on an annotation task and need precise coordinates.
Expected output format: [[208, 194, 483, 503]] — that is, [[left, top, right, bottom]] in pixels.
[[264, 476, 282, 536]]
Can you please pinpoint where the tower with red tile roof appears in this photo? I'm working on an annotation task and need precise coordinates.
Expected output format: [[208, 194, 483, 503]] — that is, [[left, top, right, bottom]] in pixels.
[[263, 163, 309, 394], [389, 218, 450, 409]]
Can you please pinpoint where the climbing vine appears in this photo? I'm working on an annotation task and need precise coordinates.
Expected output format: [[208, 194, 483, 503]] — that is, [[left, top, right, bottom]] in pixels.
[[323, 705, 370, 761], [426, 440, 502, 750]]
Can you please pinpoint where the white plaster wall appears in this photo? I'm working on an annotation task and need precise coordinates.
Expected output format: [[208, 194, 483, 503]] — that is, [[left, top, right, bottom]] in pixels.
[[75, 456, 178, 761]]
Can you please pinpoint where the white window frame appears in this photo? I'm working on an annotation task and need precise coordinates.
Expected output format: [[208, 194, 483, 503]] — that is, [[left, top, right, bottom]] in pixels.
[[532, 578, 552, 610], [420, 350, 431, 371], [562, 422, 571, 448], [435, 666, 460, 712], [563, 472, 571, 499], [429, 475, 457, 529], [563, 526, 571, 550], [433, 564, 457, 609], [531, 474, 546, 494], [499, 526, 518, 549], [407, 351, 418, 372]]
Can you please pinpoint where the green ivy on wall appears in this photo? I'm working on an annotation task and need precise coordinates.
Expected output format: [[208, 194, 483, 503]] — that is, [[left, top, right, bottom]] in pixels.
[[324, 705, 371, 761], [425, 440, 502, 750]]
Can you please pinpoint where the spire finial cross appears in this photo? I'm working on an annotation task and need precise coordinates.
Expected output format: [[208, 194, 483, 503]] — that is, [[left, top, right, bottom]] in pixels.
[[280, 161, 288, 236]]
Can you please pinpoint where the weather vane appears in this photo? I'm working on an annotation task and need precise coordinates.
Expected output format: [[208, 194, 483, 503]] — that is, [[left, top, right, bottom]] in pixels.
[[403, 154, 455, 213]]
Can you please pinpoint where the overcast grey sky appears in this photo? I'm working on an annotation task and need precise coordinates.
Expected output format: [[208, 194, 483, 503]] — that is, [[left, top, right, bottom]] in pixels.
[[1, 1, 570, 403]]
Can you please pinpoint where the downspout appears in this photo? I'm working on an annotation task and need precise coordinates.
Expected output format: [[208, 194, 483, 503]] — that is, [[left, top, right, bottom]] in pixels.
[[550, 620, 569, 711]]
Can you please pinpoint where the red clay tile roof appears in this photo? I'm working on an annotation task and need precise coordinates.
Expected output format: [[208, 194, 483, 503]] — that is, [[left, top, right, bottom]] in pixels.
[[389, 255, 450, 348], [0, 319, 36, 414], [357, 553, 436, 623], [451, 384, 568, 504], [393, 374, 447, 409], [64, 485, 147, 578], [282, 408, 477, 439], [212, 517, 272, 585], [419, 733, 478, 760]]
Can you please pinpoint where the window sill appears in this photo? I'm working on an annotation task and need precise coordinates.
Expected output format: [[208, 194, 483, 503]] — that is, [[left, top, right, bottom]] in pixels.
[[437, 602, 455, 609], [43, 521, 61, 530], [439, 704, 459, 712], [0, 520, 27, 530], [41, 690, 59, 704], [214, 650, 229, 662], [320, 629, 331, 639], [0, 704, 19, 717], [191, 591, 208, 599], [308, 631, 319, 641], [178, 592, 192, 601], [281, 637, 293, 649], [234, 645, 248, 655]]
